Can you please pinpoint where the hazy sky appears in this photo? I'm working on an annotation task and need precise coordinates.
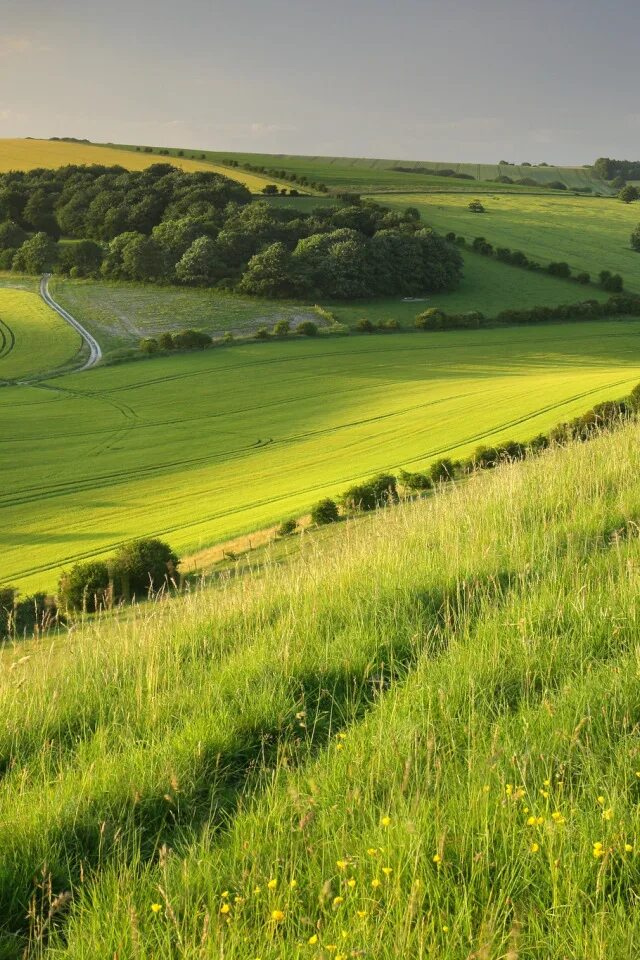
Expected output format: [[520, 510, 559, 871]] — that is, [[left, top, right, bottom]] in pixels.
[[2, 0, 639, 164]]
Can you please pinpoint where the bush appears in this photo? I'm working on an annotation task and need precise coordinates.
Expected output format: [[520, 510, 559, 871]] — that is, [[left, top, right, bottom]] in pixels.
[[548, 181, 567, 190], [254, 326, 270, 340], [342, 474, 398, 512], [158, 332, 174, 350], [58, 561, 111, 612], [356, 318, 375, 333], [310, 498, 339, 525], [430, 458, 456, 482], [111, 538, 179, 599], [631, 224, 640, 252], [273, 319, 291, 336], [548, 261, 571, 279], [297, 321, 318, 337], [415, 308, 446, 330], [619, 185, 639, 203], [378, 318, 401, 330], [139, 337, 160, 354], [600, 271, 624, 292], [276, 518, 298, 537], [576, 272, 591, 285], [468, 200, 485, 213], [398, 469, 433, 491], [172, 329, 212, 350]]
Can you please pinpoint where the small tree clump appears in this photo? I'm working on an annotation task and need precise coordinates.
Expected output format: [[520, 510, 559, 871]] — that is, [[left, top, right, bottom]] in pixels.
[[276, 518, 298, 537], [310, 499, 339, 525], [111, 538, 179, 600], [468, 200, 485, 213], [429, 458, 456, 482], [297, 321, 318, 337], [548, 261, 571, 279], [273, 319, 291, 336], [58, 561, 111, 613], [140, 337, 160, 354], [631, 225, 640, 252], [575, 272, 591, 285], [356, 318, 375, 333], [158, 332, 175, 350], [254, 326, 270, 340], [619, 185, 639, 203]]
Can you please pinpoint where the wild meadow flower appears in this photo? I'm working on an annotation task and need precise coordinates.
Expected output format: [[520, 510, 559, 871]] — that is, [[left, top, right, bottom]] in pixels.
[[308, 934, 318, 944], [381, 816, 392, 827], [602, 808, 613, 821], [625, 843, 634, 853], [220, 903, 231, 915], [347, 878, 356, 888], [271, 909, 285, 922], [551, 811, 565, 824], [382, 866, 393, 875], [333, 895, 344, 905], [336, 859, 349, 870], [371, 878, 381, 889], [432, 854, 442, 864], [530, 842, 540, 853], [267, 878, 278, 890], [151, 903, 162, 914]]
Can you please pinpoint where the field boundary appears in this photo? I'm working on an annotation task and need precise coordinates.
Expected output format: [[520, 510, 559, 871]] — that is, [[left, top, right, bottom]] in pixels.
[[40, 275, 102, 371]]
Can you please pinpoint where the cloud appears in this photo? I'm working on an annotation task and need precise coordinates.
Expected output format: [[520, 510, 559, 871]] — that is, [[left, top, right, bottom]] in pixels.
[[0, 106, 29, 124], [0, 35, 33, 56]]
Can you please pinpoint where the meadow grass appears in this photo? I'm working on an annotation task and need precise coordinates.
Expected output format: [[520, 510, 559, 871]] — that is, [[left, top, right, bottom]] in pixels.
[[0, 287, 83, 381], [147, 148, 613, 194], [375, 192, 640, 290], [2, 421, 640, 957], [50, 253, 602, 354], [3, 321, 640, 592], [0, 139, 281, 193]]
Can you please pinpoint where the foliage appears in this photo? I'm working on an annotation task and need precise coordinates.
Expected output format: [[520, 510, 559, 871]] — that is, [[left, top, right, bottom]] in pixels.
[[12, 232, 58, 273], [58, 560, 110, 612], [618, 185, 640, 203], [310, 498, 339, 525], [468, 199, 485, 212], [276, 518, 298, 537], [111, 538, 179, 598], [631, 224, 640, 252]]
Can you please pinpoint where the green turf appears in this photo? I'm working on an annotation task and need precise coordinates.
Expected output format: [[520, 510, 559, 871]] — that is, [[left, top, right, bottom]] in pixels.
[[3, 421, 640, 957], [375, 192, 640, 291], [0, 285, 83, 382], [105, 143, 613, 194], [50, 253, 602, 355], [4, 321, 640, 592]]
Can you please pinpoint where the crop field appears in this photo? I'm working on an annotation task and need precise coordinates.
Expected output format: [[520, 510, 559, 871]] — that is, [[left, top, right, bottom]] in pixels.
[[3, 421, 640, 957], [0, 285, 82, 382], [148, 147, 613, 194], [376, 192, 640, 289], [0, 139, 282, 193], [50, 255, 601, 355], [3, 320, 640, 592]]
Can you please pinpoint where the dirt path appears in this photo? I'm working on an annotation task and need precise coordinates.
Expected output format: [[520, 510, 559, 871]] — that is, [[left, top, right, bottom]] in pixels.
[[40, 274, 102, 370]]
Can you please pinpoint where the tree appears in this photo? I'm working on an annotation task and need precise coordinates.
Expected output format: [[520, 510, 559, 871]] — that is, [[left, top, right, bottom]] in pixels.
[[619, 185, 639, 203], [172, 329, 212, 349], [12, 232, 58, 273], [175, 236, 226, 285], [429, 458, 455, 482], [58, 239, 104, 277], [152, 217, 210, 274], [276, 518, 298, 536], [296, 320, 318, 336], [548, 261, 571, 279], [632, 224, 640, 252], [468, 199, 485, 213], [111, 538, 179, 599], [121, 235, 164, 281], [140, 337, 160, 354], [261, 184, 279, 195], [238, 242, 297, 297], [310, 498, 339, 525], [273, 319, 291, 336], [58, 560, 111, 612], [0, 220, 27, 251]]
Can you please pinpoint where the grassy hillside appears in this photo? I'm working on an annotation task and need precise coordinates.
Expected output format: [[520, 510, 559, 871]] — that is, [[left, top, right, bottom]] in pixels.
[[376, 193, 640, 290], [0, 285, 83, 382], [2, 421, 640, 958], [0, 139, 283, 193], [3, 320, 640, 592], [113, 145, 613, 194], [50, 254, 607, 355]]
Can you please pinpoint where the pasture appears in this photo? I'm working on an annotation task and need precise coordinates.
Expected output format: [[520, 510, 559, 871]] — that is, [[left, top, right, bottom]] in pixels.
[[0, 139, 283, 193], [50, 255, 603, 355], [0, 285, 82, 381], [3, 320, 640, 592], [376, 192, 640, 289], [163, 148, 614, 194], [2, 420, 640, 957]]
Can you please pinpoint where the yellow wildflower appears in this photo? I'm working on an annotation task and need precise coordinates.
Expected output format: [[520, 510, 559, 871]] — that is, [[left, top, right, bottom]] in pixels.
[[482, 784, 490, 793], [505, 784, 513, 797], [220, 903, 231, 915], [337, 732, 347, 740], [551, 812, 565, 824], [308, 934, 318, 945], [371, 878, 381, 889], [333, 896, 344, 906], [540, 789, 549, 799], [221, 890, 229, 899], [289, 879, 298, 889], [536, 816, 544, 825], [443, 925, 449, 932], [267, 878, 277, 890], [336, 859, 348, 870], [381, 816, 392, 827], [530, 842, 540, 853], [526, 816, 537, 826], [382, 866, 393, 875], [433, 854, 442, 864], [625, 843, 634, 853], [347, 878, 356, 888], [367, 847, 378, 856], [543, 779, 550, 787], [151, 902, 162, 914], [357, 910, 367, 918], [271, 909, 285, 922], [253, 885, 262, 895], [602, 808, 613, 821]]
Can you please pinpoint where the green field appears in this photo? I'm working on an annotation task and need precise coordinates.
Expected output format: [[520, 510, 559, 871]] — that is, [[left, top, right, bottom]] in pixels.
[[108, 144, 613, 194], [376, 192, 640, 289], [4, 320, 640, 592], [50, 254, 603, 355], [0, 284, 83, 382], [3, 420, 640, 957]]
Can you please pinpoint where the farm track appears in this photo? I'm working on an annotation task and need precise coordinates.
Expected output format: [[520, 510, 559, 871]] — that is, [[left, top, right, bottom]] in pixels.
[[0, 318, 15, 361], [39, 275, 102, 371], [2, 371, 637, 584]]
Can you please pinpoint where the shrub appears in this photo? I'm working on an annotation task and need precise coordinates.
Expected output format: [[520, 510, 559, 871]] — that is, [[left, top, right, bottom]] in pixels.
[[468, 200, 485, 212], [378, 318, 401, 330], [172, 329, 212, 350], [548, 181, 567, 190], [342, 474, 398, 512], [548, 261, 571, 279], [310, 498, 339, 525], [472, 236, 493, 255], [58, 561, 110, 612], [619, 185, 639, 203], [254, 326, 270, 340], [273, 319, 291, 336], [429, 458, 455, 482], [576, 272, 591, 285], [276, 518, 298, 537], [415, 308, 446, 330], [600, 271, 624, 292], [631, 224, 640, 252], [158, 332, 174, 350], [140, 337, 160, 354], [398, 469, 433, 491], [356, 318, 375, 333], [111, 538, 179, 599], [297, 321, 318, 337]]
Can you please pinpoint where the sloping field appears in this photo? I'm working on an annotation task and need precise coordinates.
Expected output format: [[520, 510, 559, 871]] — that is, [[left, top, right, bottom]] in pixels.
[[376, 192, 640, 291], [2, 422, 640, 957], [191, 149, 613, 194], [50, 255, 605, 356], [0, 139, 279, 192], [3, 321, 640, 592], [0, 286, 82, 382]]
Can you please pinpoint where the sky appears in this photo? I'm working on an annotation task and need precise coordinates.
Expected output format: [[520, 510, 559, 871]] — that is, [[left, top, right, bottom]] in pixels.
[[2, 0, 639, 165]]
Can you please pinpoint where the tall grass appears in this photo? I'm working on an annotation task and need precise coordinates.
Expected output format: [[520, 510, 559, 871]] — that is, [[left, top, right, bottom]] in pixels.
[[2, 422, 640, 957]]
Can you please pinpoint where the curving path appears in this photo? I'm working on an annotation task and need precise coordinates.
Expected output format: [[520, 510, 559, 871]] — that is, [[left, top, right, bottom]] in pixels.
[[40, 274, 102, 371]]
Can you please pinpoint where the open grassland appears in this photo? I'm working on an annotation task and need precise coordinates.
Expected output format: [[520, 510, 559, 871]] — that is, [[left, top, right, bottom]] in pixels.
[[159, 148, 613, 194], [2, 423, 640, 957], [50, 278, 320, 354], [51, 255, 601, 354], [3, 321, 640, 592], [376, 192, 640, 289], [0, 139, 280, 193], [0, 286, 82, 382]]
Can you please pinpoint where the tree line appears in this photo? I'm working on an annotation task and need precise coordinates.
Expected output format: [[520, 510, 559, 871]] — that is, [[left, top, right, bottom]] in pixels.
[[0, 165, 463, 299]]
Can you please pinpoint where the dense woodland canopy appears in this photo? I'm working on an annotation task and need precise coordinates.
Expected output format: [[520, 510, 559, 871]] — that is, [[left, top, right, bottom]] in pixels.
[[594, 157, 640, 181], [0, 163, 462, 299]]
